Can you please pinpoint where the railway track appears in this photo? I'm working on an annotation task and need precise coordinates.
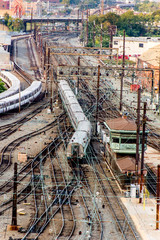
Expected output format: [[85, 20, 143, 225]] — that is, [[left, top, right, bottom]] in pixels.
[[84, 142, 140, 240], [19, 114, 76, 239], [13, 37, 42, 84], [0, 111, 65, 184], [0, 101, 49, 140]]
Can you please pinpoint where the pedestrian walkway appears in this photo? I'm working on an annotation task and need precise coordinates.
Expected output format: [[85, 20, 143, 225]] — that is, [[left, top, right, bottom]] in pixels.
[[121, 196, 160, 240]]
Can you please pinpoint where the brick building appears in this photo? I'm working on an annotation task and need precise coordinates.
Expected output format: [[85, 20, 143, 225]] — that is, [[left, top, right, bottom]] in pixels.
[[137, 45, 160, 94]]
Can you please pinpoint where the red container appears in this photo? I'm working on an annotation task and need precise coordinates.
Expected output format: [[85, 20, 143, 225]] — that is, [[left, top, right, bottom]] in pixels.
[[130, 84, 140, 92]]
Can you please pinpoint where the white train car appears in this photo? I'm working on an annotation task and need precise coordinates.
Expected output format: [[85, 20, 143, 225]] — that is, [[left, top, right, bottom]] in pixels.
[[0, 81, 42, 114], [0, 71, 20, 100], [58, 80, 92, 159]]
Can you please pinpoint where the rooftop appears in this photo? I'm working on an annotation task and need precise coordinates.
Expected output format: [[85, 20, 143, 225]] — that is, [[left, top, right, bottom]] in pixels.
[[138, 44, 160, 67], [113, 37, 160, 43], [117, 156, 142, 174], [106, 117, 138, 132]]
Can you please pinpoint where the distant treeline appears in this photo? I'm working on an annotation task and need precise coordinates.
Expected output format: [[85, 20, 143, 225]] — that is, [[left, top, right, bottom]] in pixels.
[[84, 10, 160, 47]]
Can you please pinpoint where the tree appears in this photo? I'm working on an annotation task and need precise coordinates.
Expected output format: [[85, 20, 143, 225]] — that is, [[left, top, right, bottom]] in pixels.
[[3, 12, 9, 25], [0, 79, 6, 93], [120, 11, 146, 36], [3, 14, 24, 32], [13, 18, 24, 31]]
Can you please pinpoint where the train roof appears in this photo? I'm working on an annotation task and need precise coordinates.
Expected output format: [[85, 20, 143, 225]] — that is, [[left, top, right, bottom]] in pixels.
[[0, 81, 41, 104]]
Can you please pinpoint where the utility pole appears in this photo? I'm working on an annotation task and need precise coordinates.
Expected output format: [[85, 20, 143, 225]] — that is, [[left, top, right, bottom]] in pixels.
[[120, 30, 125, 111], [34, 23, 36, 42], [139, 102, 147, 203], [44, 41, 47, 70], [77, 9, 79, 33], [158, 57, 160, 110], [136, 87, 141, 179], [82, 10, 84, 45], [156, 165, 160, 230], [47, 17, 49, 33], [100, 23, 103, 48], [48, 47, 50, 79], [41, 17, 42, 33], [40, 38, 43, 67], [31, 8, 33, 32], [109, 29, 113, 60], [93, 20, 95, 47], [19, 85, 21, 113], [151, 70, 154, 104], [77, 57, 80, 94], [96, 65, 100, 135], [50, 67, 53, 112], [86, 9, 89, 46], [101, 0, 104, 15], [11, 163, 18, 228]]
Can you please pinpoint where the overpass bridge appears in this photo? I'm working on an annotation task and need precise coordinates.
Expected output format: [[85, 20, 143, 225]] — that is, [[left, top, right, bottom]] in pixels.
[[23, 18, 83, 32]]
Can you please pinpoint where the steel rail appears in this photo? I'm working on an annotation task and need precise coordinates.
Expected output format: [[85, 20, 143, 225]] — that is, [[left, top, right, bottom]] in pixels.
[[80, 164, 103, 240], [0, 112, 65, 190], [22, 120, 73, 238], [0, 101, 49, 140], [55, 114, 76, 239], [87, 144, 140, 240], [0, 132, 66, 215]]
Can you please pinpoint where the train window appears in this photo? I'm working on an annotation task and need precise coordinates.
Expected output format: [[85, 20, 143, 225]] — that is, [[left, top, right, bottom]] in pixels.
[[121, 138, 136, 144], [112, 138, 119, 143]]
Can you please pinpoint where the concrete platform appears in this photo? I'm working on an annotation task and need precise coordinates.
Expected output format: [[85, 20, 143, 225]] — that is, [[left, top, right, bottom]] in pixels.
[[121, 196, 160, 240]]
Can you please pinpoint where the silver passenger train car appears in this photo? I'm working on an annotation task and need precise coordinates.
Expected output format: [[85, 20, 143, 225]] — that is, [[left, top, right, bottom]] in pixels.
[[0, 71, 20, 100], [0, 81, 42, 114], [58, 80, 92, 159]]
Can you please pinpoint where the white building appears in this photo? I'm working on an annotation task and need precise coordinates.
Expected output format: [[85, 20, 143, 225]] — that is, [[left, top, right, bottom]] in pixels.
[[0, 31, 13, 70], [113, 37, 160, 59]]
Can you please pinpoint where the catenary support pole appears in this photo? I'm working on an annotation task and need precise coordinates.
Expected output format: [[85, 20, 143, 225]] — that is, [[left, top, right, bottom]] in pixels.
[[12, 163, 18, 227], [100, 23, 103, 48], [120, 30, 125, 111], [156, 165, 160, 230], [151, 70, 154, 104], [136, 87, 141, 179], [139, 102, 147, 203], [77, 56, 80, 94], [48, 47, 50, 79], [86, 9, 89, 46], [96, 65, 100, 135], [109, 29, 113, 60], [31, 8, 33, 32]]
